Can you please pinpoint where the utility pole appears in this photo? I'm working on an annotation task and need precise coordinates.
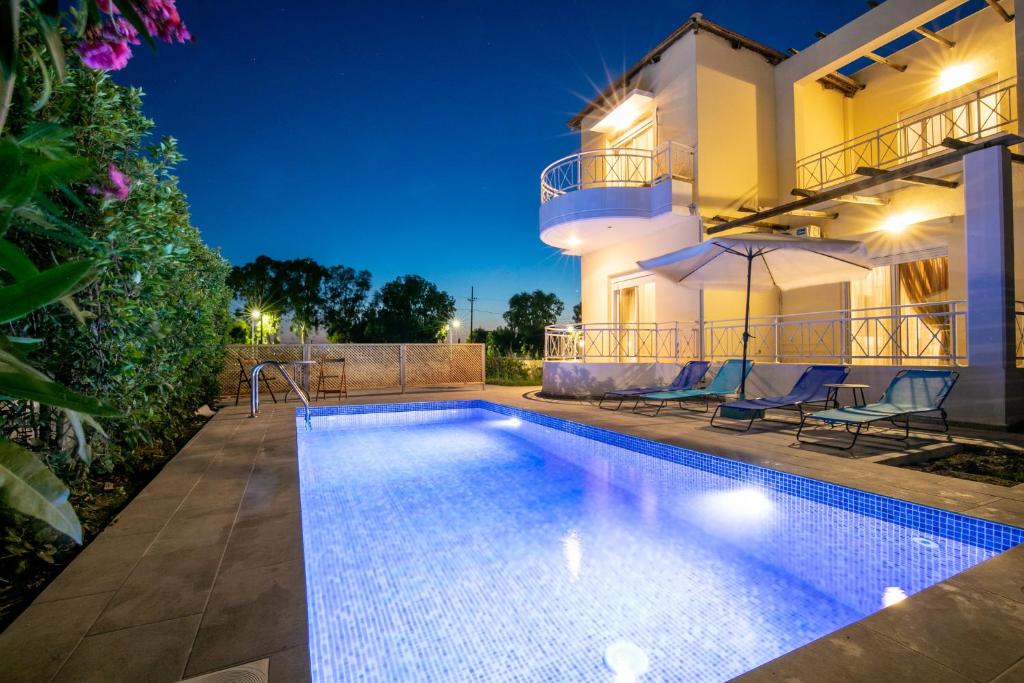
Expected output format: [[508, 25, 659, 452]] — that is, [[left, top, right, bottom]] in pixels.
[[467, 286, 477, 339]]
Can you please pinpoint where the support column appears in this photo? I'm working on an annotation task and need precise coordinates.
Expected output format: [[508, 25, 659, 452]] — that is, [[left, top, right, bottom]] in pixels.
[[963, 145, 1022, 427]]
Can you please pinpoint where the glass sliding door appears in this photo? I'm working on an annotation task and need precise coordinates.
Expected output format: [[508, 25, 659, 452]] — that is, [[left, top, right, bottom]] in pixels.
[[848, 256, 950, 364]]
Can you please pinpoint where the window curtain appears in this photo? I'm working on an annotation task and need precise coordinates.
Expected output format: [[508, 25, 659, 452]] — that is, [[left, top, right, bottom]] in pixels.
[[897, 257, 950, 355]]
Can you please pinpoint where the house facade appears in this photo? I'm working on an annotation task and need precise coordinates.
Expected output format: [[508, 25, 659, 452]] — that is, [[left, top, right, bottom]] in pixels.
[[539, 0, 1024, 427]]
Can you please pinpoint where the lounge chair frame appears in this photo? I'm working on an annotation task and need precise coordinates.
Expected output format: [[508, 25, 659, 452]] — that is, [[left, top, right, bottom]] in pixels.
[[796, 370, 959, 450], [598, 361, 710, 411], [709, 365, 850, 432], [633, 360, 752, 417]]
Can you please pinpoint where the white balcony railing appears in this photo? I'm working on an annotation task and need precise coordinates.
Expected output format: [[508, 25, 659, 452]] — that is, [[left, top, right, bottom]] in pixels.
[[540, 141, 695, 204], [545, 321, 702, 362], [796, 78, 1017, 191], [546, 301, 970, 366]]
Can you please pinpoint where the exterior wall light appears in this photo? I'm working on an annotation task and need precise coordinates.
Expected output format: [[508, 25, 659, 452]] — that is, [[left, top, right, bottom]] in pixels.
[[938, 64, 975, 93], [589, 90, 654, 134]]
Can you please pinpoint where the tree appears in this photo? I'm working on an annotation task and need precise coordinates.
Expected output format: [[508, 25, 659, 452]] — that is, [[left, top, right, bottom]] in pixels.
[[278, 258, 329, 343], [227, 256, 288, 323], [572, 302, 582, 324], [362, 275, 455, 343], [486, 327, 519, 355], [503, 290, 564, 357], [322, 265, 372, 342], [468, 327, 489, 344]]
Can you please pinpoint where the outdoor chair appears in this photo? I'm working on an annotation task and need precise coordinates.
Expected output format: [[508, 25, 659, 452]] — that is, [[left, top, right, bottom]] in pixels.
[[710, 364, 850, 432], [598, 360, 710, 411], [634, 359, 753, 416], [796, 369, 959, 450], [234, 357, 278, 406], [315, 357, 348, 401]]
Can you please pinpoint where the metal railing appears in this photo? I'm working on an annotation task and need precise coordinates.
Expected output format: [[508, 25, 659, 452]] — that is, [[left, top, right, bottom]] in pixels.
[[540, 140, 695, 203], [545, 321, 702, 362], [796, 78, 1017, 190], [546, 301, 968, 365], [250, 361, 311, 422]]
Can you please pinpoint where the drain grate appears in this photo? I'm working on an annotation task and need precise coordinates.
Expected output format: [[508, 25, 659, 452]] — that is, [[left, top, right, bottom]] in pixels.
[[179, 658, 269, 683]]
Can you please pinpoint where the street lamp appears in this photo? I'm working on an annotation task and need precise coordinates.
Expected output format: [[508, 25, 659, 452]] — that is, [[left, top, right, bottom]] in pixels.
[[249, 308, 261, 345], [449, 318, 461, 344]]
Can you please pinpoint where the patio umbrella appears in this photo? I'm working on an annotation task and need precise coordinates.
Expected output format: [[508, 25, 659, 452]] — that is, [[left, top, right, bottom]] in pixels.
[[638, 233, 872, 398]]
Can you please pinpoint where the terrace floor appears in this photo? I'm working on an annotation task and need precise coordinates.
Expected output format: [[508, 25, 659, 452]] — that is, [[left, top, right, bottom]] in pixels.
[[2, 385, 1023, 682]]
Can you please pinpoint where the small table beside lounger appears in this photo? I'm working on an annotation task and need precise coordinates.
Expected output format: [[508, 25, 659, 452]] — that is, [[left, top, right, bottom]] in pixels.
[[822, 382, 870, 409]]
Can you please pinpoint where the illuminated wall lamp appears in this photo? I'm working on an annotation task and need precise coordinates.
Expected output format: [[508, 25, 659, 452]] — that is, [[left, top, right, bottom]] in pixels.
[[589, 90, 654, 134], [938, 64, 975, 93]]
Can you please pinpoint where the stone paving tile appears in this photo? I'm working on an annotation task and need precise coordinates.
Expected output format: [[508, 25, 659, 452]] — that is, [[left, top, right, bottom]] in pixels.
[[735, 621, 972, 682], [993, 657, 1024, 681], [219, 511, 303, 576], [268, 644, 312, 683], [37, 530, 155, 603], [948, 544, 1024, 605], [103, 492, 184, 537], [146, 509, 238, 555], [184, 559, 307, 678], [235, 459, 300, 523], [89, 542, 224, 634], [54, 613, 201, 683], [863, 581, 1024, 682], [964, 497, 1024, 528], [0, 592, 113, 683]]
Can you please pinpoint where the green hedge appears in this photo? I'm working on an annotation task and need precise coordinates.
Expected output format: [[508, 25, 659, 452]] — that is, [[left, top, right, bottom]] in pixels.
[[0, 64, 231, 624]]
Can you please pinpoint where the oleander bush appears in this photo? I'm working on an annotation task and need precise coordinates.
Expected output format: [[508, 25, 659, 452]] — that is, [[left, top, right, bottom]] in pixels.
[[0, 3, 227, 627]]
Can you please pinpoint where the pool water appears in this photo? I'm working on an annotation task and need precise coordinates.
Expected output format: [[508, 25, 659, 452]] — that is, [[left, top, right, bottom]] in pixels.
[[296, 402, 1023, 682]]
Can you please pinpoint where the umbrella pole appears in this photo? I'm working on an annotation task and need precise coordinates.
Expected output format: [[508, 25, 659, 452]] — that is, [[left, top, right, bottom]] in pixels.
[[740, 253, 753, 399]]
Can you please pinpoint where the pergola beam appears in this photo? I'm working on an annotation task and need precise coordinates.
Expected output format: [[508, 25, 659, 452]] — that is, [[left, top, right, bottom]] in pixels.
[[739, 205, 839, 219], [865, 1, 956, 48], [791, 188, 890, 205], [855, 165, 960, 188], [984, 0, 1014, 22], [706, 133, 1023, 235], [786, 47, 865, 95], [815, 31, 906, 72], [941, 136, 1024, 163], [708, 215, 789, 231], [914, 26, 956, 48]]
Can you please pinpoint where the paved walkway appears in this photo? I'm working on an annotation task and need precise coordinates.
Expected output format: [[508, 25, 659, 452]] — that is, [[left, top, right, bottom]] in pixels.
[[2, 385, 1023, 682]]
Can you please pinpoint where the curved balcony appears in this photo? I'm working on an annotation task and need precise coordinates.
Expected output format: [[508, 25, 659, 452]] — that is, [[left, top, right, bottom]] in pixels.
[[539, 142, 696, 254]]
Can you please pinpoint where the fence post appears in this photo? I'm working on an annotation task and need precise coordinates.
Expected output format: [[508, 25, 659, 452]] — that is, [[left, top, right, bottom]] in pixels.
[[399, 344, 406, 393]]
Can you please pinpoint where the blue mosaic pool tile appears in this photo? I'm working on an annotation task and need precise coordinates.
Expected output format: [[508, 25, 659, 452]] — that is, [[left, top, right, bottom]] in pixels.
[[300, 400, 1024, 553]]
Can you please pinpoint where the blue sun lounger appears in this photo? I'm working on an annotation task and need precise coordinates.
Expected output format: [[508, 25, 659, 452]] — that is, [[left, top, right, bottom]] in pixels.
[[797, 369, 959, 449], [598, 360, 710, 410], [709, 364, 850, 431], [635, 359, 753, 416]]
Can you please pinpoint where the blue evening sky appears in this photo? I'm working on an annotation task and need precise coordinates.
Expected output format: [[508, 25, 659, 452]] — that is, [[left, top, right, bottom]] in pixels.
[[115, 0, 911, 327]]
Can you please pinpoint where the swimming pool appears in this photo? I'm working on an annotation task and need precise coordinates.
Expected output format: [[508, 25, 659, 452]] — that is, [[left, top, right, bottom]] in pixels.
[[296, 401, 1023, 682]]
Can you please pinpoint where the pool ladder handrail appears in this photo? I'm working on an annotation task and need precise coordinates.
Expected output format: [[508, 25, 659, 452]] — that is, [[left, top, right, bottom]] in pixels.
[[250, 361, 311, 426]]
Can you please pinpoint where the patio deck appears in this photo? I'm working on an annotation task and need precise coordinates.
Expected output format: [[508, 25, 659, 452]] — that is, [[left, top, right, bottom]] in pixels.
[[2, 385, 1023, 682]]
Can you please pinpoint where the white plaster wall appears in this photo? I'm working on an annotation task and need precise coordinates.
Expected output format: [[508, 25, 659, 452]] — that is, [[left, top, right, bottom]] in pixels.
[[543, 360, 1012, 426]]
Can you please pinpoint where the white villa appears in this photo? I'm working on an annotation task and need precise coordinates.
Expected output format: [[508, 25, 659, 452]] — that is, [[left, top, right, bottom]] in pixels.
[[539, 0, 1024, 428]]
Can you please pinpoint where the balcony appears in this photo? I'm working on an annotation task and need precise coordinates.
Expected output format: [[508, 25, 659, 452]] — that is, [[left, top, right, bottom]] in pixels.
[[545, 300, 970, 366], [538, 141, 695, 254], [796, 78, 1017, 191]]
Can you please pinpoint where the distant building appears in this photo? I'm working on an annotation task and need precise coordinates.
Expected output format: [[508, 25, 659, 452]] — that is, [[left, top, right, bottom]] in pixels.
[[539, 2, 1023, 427]]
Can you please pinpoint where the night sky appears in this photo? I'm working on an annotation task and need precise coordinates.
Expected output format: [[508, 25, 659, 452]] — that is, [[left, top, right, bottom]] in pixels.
[[115, 0, 885, 327]]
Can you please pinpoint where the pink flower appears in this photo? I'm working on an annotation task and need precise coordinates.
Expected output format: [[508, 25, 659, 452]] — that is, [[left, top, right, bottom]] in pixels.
[[76, 40, 132, 70], [75, 0, 191, 71], [88, 164, 132, 200]]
